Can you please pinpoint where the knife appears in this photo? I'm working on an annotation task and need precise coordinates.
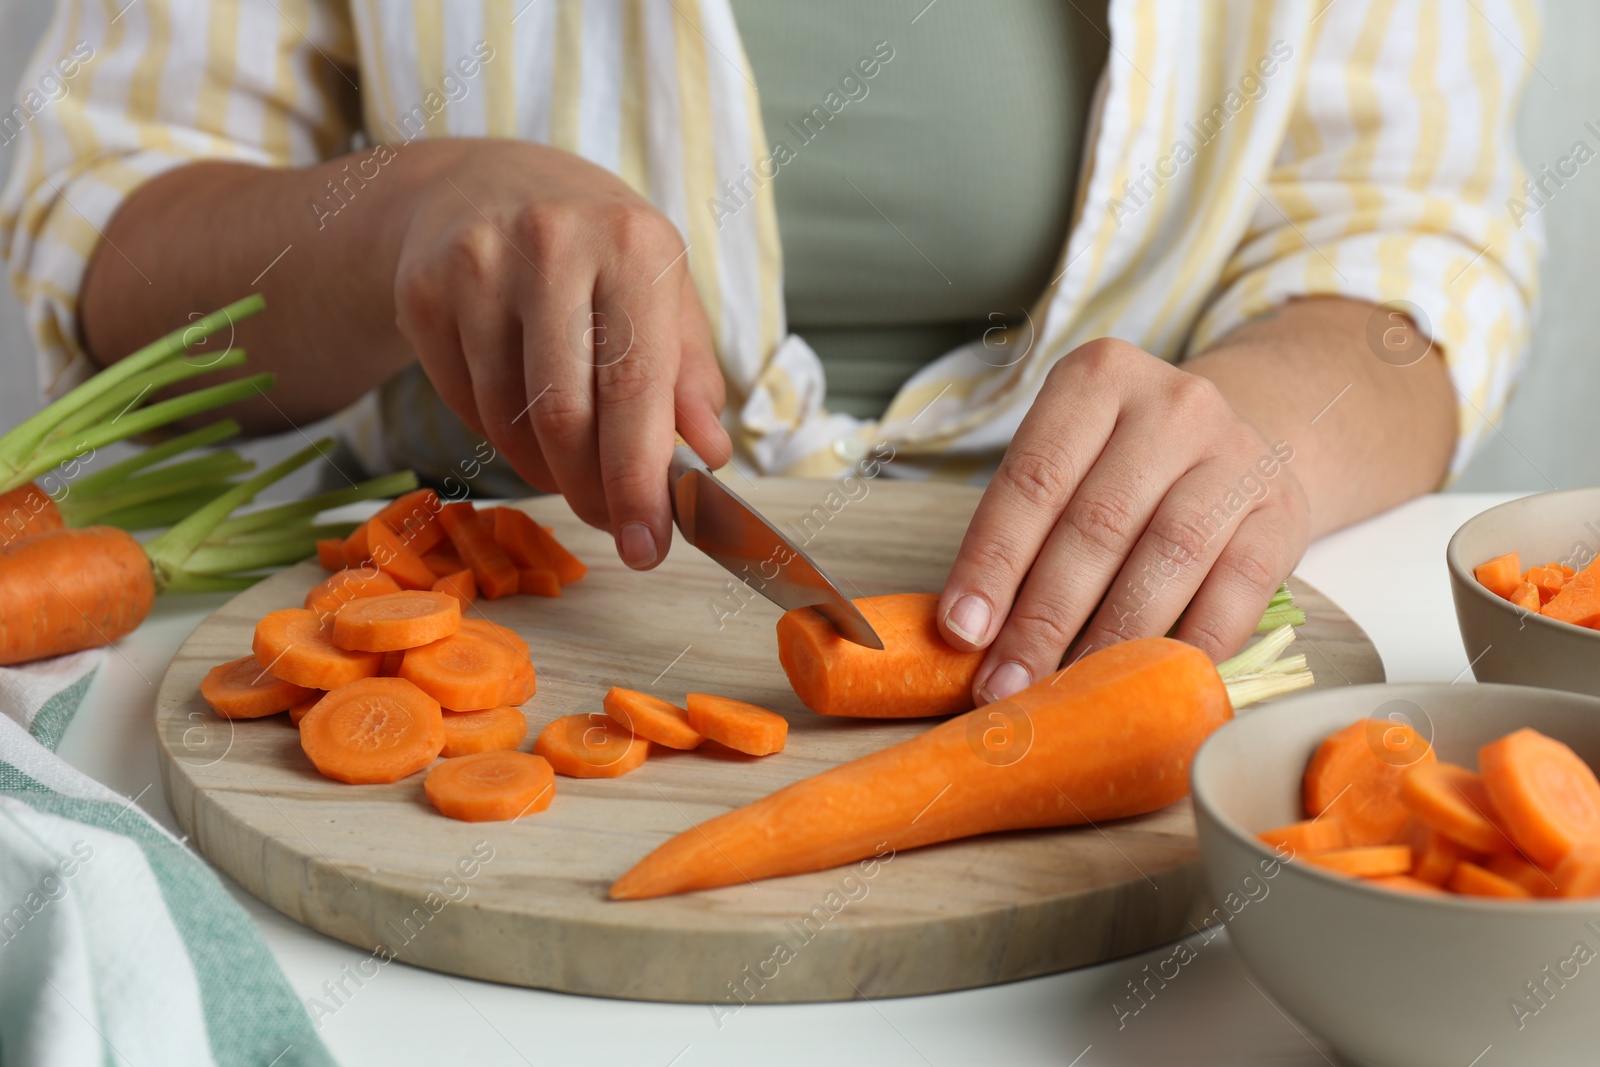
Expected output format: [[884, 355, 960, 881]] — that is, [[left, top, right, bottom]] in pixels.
[[667, 440, 885, 649]]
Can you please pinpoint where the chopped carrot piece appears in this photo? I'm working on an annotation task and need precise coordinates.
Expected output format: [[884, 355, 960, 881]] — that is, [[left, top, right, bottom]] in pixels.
[[1400, 762, 1513, 854], [298, 677, 444, 784], [431, 569, 477, 610], [288, 692, 325, 725], [253, 609, 383, 689], [1304, 845, 1413, 878], [604, 687, 703, 750], [494, 507, 567, 578], [1485, 853, 1558, 898], [1559, 563, 1578, 579], [1449, 860, 1534, 899], [1366, 874, 1447, 896], [373, 489, 445, 556], [506, 658, 536, 705], [1479, 727, 1600, 868], [1542, 559, 1600, 628], [516, 515, 587, 585], [1407, 825, 1474, 886], [534, 713, 650, 778], [315, 539, 344, 571], [438, 502, 519, 599], [304, 568, 402, 619], [440, 705, 529, 758], [333, 591, 462, 652], [1256, 817, 1348, 856], [685, 693, 788, 756], [1474, 552, 1522, 600], [518, 568, 561, 597], [1526, 564, 1568, 604], [341, 521, 373, 568], [367, 520, 439, 590], [397, 630, 517, 710], [421, 545, 465, 579], [425, 751, 555, 822], [1509, 581, 1540, 612], [1550, 841, 1600, 899], [1303, 718, 1435, 846], [201, 655, 310, 719], [460, 617, 530, 660]]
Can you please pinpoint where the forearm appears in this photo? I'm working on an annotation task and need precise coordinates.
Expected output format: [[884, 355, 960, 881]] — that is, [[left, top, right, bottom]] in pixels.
[[80, 143, 470, 432], [1185, 296, 1457, 540]]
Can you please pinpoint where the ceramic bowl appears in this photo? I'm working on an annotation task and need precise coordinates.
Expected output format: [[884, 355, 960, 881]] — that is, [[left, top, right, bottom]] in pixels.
[[1446, 488, 1600, 696], [1193, 682, 1600, 1067]]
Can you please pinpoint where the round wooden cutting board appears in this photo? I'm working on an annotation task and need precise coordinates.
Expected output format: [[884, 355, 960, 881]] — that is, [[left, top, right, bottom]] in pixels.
[[155, 478, 1383, 1004]]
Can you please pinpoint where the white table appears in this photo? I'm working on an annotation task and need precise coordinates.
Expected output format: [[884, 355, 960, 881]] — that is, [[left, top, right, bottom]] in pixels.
[[56, 493, 1510, 1067]]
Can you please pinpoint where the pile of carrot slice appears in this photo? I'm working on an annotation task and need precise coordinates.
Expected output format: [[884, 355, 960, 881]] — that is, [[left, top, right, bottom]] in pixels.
[[1260, 719, 1600, 899], [1474, 551, 1599, 628], [531, 688, 790, 778]]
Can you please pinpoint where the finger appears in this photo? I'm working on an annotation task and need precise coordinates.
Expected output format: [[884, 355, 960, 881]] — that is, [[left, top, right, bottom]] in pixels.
[[937, 351, 1122, 653], [1169, 507, 1303, 661], [593, 274, 680, 570], [968, 429, 1202, 704], [1069, 460, 1265, 662], [674, 276, 732, 467], [395, 268, 483, 439], [524, 281, 608, 528]]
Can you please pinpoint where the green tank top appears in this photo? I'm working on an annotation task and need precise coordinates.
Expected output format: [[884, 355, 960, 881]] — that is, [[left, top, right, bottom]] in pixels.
[[730, 1, 1107, 418]]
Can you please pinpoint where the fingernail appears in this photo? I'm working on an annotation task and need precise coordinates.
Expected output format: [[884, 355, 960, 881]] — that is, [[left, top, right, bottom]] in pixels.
[[945, 595, 992, 646], [619, 522, 658, 569], [979, 661, 1032, 703]]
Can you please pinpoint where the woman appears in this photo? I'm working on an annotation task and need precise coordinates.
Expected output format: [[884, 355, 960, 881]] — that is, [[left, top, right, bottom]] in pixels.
[[1, 0, 1541, 703]]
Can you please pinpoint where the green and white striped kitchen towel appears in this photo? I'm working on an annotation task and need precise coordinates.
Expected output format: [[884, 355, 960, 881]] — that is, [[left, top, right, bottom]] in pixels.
[[0, 649, 334, 1067]]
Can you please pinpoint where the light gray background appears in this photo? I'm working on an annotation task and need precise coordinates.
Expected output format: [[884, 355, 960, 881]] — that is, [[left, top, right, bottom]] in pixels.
[[1, 0, 1595, 491]]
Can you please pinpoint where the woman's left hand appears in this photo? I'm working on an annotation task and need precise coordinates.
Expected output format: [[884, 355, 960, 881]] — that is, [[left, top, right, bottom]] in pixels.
[[936, 337, 1311, 704]]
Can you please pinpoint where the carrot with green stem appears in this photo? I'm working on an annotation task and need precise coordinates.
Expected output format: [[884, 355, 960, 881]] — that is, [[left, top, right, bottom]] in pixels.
[[611, 627, 1314, 900]]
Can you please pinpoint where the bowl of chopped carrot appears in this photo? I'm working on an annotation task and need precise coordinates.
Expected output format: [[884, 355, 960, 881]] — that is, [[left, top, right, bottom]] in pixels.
[[1447, 488, 1600, 696], [1193, 681, 1600, 1067]]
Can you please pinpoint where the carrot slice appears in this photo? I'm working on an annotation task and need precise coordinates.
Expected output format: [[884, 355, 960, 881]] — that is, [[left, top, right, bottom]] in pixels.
[[367, 520, 440, 590], [333, 591, 462, 652], [1256, 817, 1348, 856], [1526, 564, 1568, 604], [604, 687, 703, 750], [1304, 845, 1413, 878], [685, 693, 788, 756], [494, 507, 586, 584], [299, 677, 445, 784], [425, 751, 555, 822], [341, 521, 373, 568], [440, 705, 529, 758], [304, 568, 403, 619], [1407, 825, 1473, 886], [397, 630, 517, 710], [438, 502, 519, 599], [200, 655, 310, 719], [1474, 551, 1522, 600], [1479, 727, 1600, 868], [1400, 762, 1513, 854], [421, 545, 465, 579], [1303, 718, 1436, 846], [534, 713, 650, 778], [315, 538, 344, 571], [1509, 581, 1540, 612], [518, 568, 561, 598], [506, 658, 536, 705], [287, 692, 325, 725], [373, 489, 445, 556], [1551, 841, 1600, 899], [1449, 860, 1534, 899], [253, 609, 383, 689], [1485, 853, 1558, 898], [1366, 874, 1447, 896], [1542, 559, 1600, 628], [431, 569, 477, 610], [460, 617, 530, 660]]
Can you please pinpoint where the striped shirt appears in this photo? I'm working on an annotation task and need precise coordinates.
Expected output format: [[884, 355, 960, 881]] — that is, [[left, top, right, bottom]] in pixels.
[[1, 1, 1543, 484]]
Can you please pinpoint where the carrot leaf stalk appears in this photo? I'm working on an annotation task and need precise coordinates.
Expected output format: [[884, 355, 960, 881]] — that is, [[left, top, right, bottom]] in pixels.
[[1218, 624, 1315, 709], [1255, 583, 1306, 631]]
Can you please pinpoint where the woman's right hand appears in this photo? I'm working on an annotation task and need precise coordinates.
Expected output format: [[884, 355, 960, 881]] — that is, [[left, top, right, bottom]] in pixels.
[[390, 138, 731, 570]]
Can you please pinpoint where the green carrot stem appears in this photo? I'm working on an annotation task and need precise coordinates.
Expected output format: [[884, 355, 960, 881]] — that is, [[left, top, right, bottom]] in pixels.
[[1255, 605, 1307, 632], [89, 486, 233, 532], [0, 294, 264, 475], [12, 373, 274, 491], [206, 470, 418, 540], [1217, 624, 1298, 681], [160, 572, 263, 595], [1225, 669, 1316, 709], [211, 522, 359, 547], [63, 419, 240, 499], [61, 453, 255, 525], [146, 436, 335, 588], [44, 348, 249, 444], [183, 537, 323, 576]]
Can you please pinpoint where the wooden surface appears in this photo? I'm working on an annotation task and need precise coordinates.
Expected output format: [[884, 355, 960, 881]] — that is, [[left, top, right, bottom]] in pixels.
[[154, 479, 1384, 1003]]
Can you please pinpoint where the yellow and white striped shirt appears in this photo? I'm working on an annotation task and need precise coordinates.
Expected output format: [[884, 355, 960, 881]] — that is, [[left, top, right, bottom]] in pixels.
[[1, 0, 1542, 483]]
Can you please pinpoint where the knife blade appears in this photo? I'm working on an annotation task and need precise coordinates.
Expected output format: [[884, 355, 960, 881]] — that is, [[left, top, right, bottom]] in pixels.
[[667, 442, 885, 649]]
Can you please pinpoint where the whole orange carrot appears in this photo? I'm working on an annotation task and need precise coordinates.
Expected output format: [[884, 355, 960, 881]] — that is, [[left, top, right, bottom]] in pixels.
[[0, 527, 154, 665]]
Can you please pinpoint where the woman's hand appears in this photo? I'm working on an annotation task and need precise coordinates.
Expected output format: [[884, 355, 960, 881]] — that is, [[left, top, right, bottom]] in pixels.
[[392, 139, 730, 570], [936, 337, 1311, 704]]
